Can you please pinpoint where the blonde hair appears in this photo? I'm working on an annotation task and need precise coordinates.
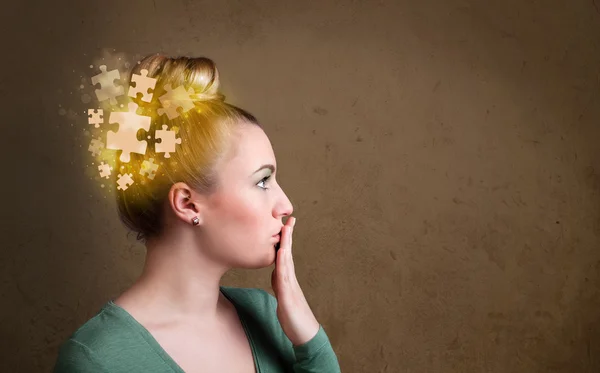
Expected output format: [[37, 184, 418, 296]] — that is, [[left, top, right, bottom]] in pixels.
[[115, 54, 261, 243]]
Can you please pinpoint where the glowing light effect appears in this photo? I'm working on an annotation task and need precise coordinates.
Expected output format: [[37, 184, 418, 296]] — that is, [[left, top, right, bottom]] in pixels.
[[59, 49, 195, 203]]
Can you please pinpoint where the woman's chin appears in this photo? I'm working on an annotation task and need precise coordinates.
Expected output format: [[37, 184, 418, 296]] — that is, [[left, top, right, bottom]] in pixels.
[[265, 246, 278, 266], [266, 245, 279, 265], [247, 246, 277, 269]]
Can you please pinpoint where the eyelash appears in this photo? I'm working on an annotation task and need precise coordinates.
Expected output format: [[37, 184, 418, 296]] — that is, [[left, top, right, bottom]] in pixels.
[[257, 175, 271, 190]]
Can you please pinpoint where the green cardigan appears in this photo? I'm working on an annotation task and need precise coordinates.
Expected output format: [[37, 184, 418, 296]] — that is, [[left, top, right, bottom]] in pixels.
[[53, 286, 341, 372]]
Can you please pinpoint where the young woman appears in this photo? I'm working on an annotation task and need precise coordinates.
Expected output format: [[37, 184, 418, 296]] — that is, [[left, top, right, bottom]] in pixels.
[[53, 54, 341, 372]]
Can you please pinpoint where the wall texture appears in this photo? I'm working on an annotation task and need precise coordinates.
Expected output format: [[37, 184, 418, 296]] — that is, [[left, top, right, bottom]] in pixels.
[[1, 0, 599, 372]]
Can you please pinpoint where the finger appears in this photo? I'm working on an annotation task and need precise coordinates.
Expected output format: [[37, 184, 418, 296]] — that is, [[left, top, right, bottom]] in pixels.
[[275, 226, 291, 284], [276, 226, 288, 271], [271, 269, 278, 294], [285, 221, 296, 278], [275, 217, 296, 283], [288, 221, 294, 254]]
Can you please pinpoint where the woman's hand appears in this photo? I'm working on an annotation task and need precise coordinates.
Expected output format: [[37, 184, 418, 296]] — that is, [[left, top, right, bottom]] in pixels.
[[271, 217, 320, 347]]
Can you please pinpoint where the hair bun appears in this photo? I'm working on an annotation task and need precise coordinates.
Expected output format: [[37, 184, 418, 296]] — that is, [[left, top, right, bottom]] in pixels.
[[183, 57, 225, 102], [132, 54, 226, 104]]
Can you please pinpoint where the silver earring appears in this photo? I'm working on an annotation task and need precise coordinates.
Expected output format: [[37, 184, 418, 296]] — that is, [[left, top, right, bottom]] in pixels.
[[192, 217, 199, 226]]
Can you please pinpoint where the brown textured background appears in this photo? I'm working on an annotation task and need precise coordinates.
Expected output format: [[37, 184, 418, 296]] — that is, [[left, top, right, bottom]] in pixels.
[[1, 0, 599, 372]]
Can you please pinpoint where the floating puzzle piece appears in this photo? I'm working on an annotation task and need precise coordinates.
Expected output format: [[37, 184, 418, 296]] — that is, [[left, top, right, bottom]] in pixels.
[[98, 162, 113, 179], [157, 84, 196, 119], [91, 65, 124, 105], [87, 109, 104, 128], [155, 124, 182, 158], [107, 102, 152, 163], [116, 173, 134, 191], [128, 69, 157, 102], [88, 138, 104, 157], [140, 158, 159, 180]]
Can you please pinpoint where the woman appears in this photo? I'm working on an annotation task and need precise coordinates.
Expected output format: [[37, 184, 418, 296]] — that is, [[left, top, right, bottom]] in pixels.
[[53, 54, 341, 372]]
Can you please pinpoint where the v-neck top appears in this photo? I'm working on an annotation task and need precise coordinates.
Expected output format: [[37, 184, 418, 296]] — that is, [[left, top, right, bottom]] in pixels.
[[53, 286, 341, 373]]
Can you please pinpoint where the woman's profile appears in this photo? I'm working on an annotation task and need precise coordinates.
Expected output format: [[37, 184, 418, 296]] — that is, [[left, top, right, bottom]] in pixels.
[[53, 54, 341, 373]]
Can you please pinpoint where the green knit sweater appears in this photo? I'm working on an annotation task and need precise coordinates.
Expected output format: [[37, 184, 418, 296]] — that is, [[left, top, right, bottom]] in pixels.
[[53, 286, 341, 372]]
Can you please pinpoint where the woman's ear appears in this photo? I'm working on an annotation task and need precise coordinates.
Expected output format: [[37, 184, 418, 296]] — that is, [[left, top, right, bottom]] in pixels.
[[168, 182, 205, 225]]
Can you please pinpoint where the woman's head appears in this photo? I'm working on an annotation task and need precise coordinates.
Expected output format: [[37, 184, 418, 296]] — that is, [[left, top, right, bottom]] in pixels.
[[115, 54, 293, 267]]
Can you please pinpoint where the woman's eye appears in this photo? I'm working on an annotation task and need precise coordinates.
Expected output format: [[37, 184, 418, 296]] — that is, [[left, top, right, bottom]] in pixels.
[[257, 175, 271, 190]]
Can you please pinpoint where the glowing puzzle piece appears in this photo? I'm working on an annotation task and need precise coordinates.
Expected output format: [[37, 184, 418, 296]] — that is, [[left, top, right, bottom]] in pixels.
[[157, 84, 196, 119], [155, 125, 182, 158], [87, 109, 104, 128], [98, 162, 113, 179], [106, 102, 152, 163], [116, 173, 134, 191], [88, 137, 104, 157], [128, 69, 157, 103], [140, 158, 159, 180], [91, 65, 124, 105]]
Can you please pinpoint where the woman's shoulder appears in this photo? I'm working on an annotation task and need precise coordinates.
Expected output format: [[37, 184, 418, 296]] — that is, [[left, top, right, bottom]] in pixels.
[[221, 286, 277, 308], [59, 301, 137, 350], [220, 286, 278, 318], [53, 301, 141, 372]]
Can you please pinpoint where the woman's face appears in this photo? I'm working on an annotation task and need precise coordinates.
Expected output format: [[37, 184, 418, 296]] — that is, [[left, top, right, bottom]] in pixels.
[[200, 124, 294, 269]]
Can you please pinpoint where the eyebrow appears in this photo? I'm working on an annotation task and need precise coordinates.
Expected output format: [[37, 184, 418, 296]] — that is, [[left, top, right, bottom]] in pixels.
[[253, 164, 276, 174]]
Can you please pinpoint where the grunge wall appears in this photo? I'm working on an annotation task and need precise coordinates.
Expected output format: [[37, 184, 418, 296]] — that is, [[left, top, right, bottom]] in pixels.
[[1, 0, 599, 372]]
